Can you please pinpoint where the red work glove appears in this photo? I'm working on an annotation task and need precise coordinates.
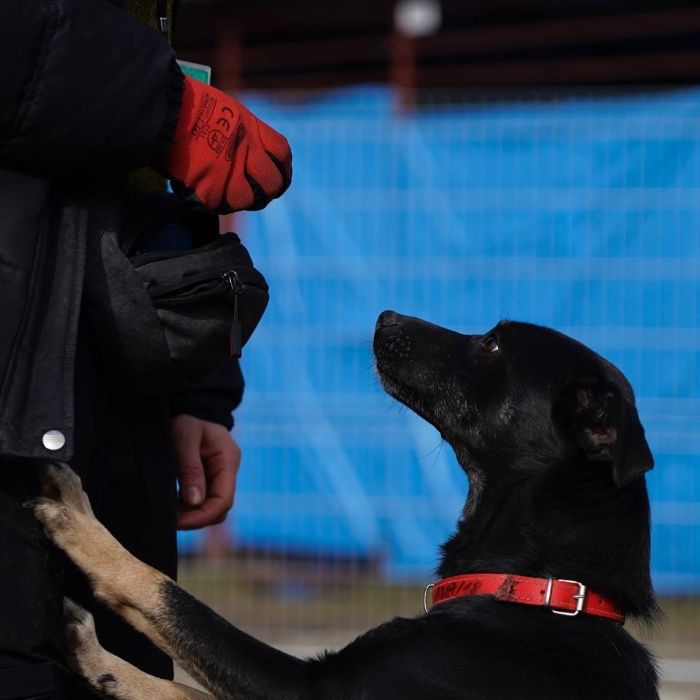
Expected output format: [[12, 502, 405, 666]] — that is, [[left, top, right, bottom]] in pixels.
[[164, 76, 292, 212]]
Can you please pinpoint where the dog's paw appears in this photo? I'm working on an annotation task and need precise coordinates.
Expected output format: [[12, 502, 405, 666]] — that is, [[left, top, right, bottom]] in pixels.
[[64, 599, 120, 695], [24, 497, 72, 537], [27, 490, 130, 602], [64, 597, 98, 657], [24, 496, 93, 560], [37, 462, 94, 516]]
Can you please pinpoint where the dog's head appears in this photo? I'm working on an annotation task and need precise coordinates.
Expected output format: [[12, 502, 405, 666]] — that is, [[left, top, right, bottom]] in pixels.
[[373, 311, 653, 488]]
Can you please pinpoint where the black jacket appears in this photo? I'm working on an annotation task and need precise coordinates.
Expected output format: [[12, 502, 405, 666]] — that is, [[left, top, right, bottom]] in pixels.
[[0, 0, 243, 462]]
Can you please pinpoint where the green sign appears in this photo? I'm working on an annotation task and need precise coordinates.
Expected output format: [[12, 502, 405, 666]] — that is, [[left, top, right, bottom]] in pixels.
[[177, 60, 212, 85]]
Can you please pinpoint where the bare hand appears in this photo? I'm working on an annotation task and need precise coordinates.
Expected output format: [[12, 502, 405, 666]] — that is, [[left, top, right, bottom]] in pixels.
[[171, 415, 242, 530]]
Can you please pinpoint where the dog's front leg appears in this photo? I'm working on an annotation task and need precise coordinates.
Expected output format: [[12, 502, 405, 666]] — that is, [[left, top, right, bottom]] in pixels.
[[28, 464, 179, 659], [63, 599, 213, 700], [29, 463, 312, 700]]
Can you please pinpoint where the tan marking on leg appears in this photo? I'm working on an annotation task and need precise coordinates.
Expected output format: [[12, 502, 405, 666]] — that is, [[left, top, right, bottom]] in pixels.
[[30, 495, 178, 657]]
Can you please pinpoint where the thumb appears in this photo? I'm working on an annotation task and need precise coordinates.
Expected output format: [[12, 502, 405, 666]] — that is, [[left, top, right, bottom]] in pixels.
[[172, 416, 206, 507]]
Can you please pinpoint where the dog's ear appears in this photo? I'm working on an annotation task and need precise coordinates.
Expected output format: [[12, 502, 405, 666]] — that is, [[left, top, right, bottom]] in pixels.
[[554, 379, 654, 487]]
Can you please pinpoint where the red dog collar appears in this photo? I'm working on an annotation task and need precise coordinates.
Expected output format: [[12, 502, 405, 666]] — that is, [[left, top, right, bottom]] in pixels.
[[424, 573, 625, 624]]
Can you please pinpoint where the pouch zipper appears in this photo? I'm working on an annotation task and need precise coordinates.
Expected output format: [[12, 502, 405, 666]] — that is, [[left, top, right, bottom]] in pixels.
[[147, 268, 257, 359], [148, 266, 263, 301], [222, 269, 245, 295], [222, 270, 245, 358], [156, 0, 168, 35]]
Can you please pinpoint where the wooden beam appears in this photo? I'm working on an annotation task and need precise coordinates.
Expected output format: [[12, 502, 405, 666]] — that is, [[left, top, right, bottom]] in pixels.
[[214, 13, 242, 90], [416, 8, 700, 58], [241, 66, 391, 90], [390, 33, 417, 111], [241, 35, 388, 72], [414, 50, 700, 86], [233, 0, 393, 34]]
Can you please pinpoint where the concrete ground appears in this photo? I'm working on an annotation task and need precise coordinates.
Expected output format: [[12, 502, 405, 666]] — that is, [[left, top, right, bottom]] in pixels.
[[663, 687, 700, 700]]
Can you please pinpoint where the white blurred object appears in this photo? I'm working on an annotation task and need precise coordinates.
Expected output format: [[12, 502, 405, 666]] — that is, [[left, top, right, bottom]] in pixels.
[[394, 0, 442, 37]]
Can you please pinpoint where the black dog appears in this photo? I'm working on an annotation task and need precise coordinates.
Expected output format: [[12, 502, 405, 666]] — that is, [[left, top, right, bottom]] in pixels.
[[30, 313, 659, 699]]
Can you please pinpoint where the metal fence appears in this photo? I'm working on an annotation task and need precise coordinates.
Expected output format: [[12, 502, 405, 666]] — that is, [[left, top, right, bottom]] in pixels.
[[178, 86, 700, 694]]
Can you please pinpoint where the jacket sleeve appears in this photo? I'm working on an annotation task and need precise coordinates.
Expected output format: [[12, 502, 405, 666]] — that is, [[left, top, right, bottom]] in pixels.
[[169, 360, 245, 431], [0, 0, 183, 177]]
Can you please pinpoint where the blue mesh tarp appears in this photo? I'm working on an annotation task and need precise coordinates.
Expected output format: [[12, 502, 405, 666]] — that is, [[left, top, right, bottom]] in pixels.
[[181, 87, 700, 592]]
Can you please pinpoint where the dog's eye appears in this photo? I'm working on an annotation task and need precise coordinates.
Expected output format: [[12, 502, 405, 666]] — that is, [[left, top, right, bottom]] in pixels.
[[481, 335, 499, 353]]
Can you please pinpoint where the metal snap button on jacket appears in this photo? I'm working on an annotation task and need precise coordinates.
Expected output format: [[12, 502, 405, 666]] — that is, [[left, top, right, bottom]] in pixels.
[[42, 430, 66, 451]]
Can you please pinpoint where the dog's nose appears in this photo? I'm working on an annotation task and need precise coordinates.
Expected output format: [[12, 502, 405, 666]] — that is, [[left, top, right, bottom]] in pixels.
[[376, 310, 401, 330]]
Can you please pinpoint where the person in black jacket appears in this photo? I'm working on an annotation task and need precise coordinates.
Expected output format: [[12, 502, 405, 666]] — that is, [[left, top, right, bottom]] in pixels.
[[0, 1, 291, 698]]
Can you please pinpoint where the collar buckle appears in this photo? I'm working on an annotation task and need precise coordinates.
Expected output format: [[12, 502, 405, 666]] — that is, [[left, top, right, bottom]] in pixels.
[[423, 583, 435, 613], [545, 578, 587, 617]]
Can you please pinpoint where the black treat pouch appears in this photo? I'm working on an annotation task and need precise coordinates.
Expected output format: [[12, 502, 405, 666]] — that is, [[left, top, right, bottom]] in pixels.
[[83, 190, 268, 393]]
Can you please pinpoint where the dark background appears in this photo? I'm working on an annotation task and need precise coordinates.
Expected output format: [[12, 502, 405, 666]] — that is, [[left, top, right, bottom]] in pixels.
[[177, 0, 700, 91]]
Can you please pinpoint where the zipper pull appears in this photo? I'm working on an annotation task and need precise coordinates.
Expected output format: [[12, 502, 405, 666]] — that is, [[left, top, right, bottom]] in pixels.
[[223, 270, 245, 358], [156, 0, 169, 35]]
